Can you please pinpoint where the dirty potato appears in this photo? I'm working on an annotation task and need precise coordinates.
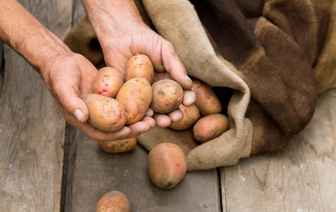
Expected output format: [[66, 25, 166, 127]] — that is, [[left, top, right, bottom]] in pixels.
[[97, 137, 137, 154], [95, 190, 131, 212], [150, 79, 184, 114], [148, 143, 187, 190], [193, 114, 229, 143], [192, 78, 222, 116], [85, 94, 127, 133], [126, 54, 154, 84], [91, 67, 124, 98], [169, 104, 200, 131], [116, 77, 153, 125]]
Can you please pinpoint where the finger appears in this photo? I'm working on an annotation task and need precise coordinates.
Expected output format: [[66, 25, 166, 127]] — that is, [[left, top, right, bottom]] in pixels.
[[154, 114, 171, 128], [168, 110, 183, 122], [161, 41, 193, 89], [127, 121, 152, 137], [51, 78, 89, 124], [142, 116, 156, 128], [145, 108, 154, 117], [183, 89, 196, 106]]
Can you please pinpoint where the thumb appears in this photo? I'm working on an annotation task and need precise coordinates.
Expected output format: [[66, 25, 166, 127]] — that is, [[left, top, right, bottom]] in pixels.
[[52, 81, 89, 124]]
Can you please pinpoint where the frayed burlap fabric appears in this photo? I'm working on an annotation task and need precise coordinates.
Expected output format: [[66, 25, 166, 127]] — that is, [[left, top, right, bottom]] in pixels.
[[64, 0, 336, 171]]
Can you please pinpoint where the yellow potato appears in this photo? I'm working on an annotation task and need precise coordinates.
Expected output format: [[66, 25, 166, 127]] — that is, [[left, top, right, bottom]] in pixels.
[[150, 79, 184, 114], [91, 67, 124, 98], [97, 137, 137, 153], [116, 77, 153, 125], [126, 54, 154, 84], [193, 114, 229, 143], [95, 190, 131, 212], [148, 143, 187, 190], [84, 94, 127, 133], [169, 104, 200, 131], [192, 78, 222, 116]]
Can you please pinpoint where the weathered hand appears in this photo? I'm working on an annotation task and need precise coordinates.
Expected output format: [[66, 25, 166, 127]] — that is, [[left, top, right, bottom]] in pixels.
[[98, 22, 196, 127], [40, 53, 155, 141]]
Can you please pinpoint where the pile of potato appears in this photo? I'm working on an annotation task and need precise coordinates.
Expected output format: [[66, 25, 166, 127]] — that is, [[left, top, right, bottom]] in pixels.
[[87, 54, 230, 211]]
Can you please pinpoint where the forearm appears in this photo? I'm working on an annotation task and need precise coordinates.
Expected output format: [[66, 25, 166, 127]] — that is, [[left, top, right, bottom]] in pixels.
[[0, 0, 72, 75], [81, 0, 144, 42]]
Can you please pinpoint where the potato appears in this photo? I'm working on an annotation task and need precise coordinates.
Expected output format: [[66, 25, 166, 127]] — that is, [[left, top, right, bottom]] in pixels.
[[95, 190, 131, 212], [148, 143, 187, 189], [116, 77, 152, 125], [85, 93, 127, 133], [97, 137, 137, 153], [126, 54, 154, 84], [192, 79, 222, 116], [91, 67, 124, 98], [150, 79, 184, 114], [193, 114, 229, 143], [169, 104, 200, 131]]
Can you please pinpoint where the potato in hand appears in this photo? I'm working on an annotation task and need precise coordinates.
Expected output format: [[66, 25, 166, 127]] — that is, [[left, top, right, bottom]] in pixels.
[[126, 53, 154, 84], [150, 79, 184, 114], [91, 67, 124, 98], [116, 78, 153, 125], [84, 93, 127, 133]]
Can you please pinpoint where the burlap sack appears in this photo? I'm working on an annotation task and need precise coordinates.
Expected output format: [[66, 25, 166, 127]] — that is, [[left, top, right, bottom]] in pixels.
[[64, 0, 336, 171]]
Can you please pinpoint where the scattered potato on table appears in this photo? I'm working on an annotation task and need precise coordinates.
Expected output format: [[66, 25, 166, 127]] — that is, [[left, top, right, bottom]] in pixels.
[[98, 137, 137, 154], [148, 143, 187, 190], [126, 53, 154, 84], [91, 67, 124, 98], [150, 79, 184, 114], [95, 190, 131, 212], [169, 104, 200, 131], [84, 93, 127, 133], [193, 113, 229, 143], [192, 78, 222, 116], [116, 77, 153, 125]]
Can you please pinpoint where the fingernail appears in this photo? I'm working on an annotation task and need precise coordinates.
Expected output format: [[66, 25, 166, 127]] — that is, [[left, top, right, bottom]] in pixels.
[[186, 75, 192, 82], [74, 109, 83, 122]]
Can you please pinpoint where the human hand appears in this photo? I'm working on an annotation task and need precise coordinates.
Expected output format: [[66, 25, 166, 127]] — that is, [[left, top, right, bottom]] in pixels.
[[40, 53, 155, 141], [95, 20, 196, 127]]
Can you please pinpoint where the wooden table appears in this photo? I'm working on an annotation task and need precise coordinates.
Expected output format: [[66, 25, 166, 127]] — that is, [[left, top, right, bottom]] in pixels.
[[1, 0, 336, 211]]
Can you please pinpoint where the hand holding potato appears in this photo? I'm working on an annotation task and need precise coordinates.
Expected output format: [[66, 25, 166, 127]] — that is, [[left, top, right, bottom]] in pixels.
[[83, 3, 196, 128]]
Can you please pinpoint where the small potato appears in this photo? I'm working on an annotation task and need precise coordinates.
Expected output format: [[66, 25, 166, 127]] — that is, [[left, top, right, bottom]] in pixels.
[[193, 114, 229, 143], [85, 94, 127, 133], [169, 104, 200, 131], [116, 78, 153, 125], [148, 143, 187, 190], [150, 79, 184, 114], [192, 79, 222, 116], [91, 67, 124, 98], [126, 54, 154, 84], [95, 190, 131, 212], [98, 137, 137, 153]]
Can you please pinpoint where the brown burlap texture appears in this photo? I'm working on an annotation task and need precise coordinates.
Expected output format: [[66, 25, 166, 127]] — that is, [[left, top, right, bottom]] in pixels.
[[64, 0, 336, 171]]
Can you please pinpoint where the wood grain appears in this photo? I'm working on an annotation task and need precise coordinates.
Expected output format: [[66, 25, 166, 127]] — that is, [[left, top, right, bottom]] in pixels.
[[0, 0, 72, 211], [70, 132, 221, 212], [221, 88, 336, 212]]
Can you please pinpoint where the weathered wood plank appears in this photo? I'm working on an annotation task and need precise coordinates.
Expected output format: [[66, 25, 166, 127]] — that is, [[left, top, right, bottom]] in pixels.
[[221, 88, 336, 212], [0, 41, 3, 95], [68, 1, 221, 211], [71, 132, 221, 212], [0, 0, 72, 211]]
